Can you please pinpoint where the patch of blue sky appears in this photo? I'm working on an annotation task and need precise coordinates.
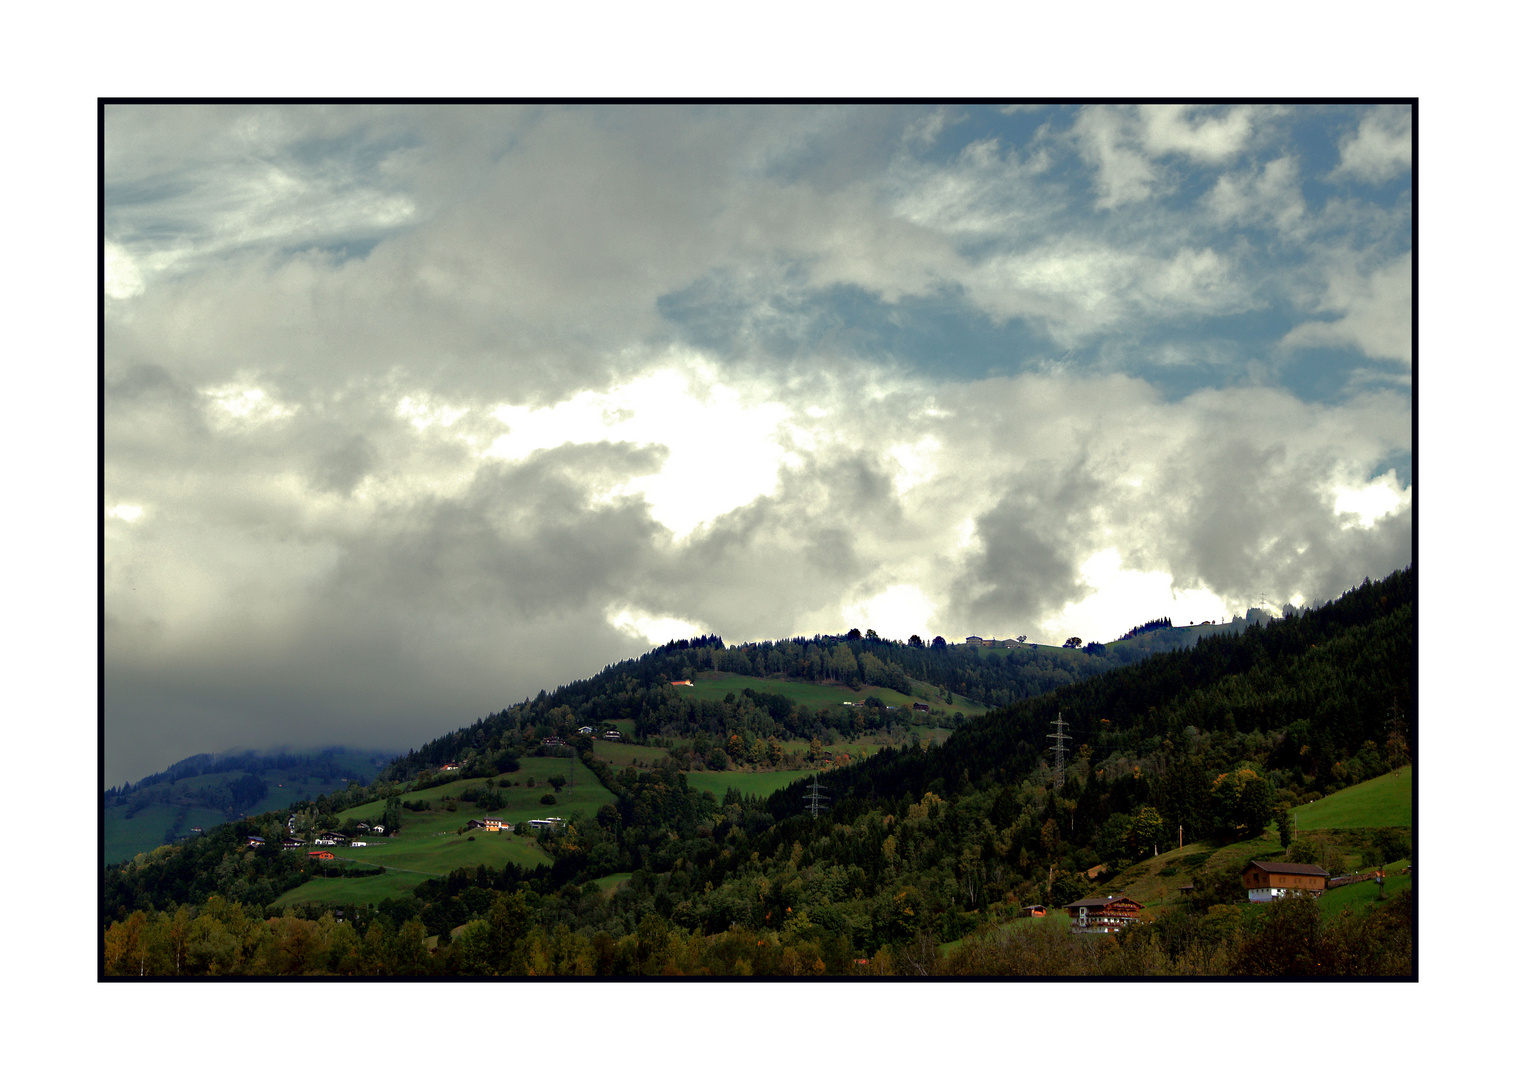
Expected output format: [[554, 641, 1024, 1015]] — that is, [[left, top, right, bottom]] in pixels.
[[1374, 449, 1413, 487], [1274, 344, 1410, 404], [662, 265, 1410, 410], [280, 236, 386, 266], [660, 273, 1054, 379], [909, 104, 1062, 164], [284, 125, 423, 182], [104, 174, 198, 208]]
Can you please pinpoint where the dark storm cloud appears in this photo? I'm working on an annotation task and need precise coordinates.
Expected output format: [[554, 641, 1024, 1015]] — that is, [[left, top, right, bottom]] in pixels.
[[949, 465, 1105, 629], [322, 442, 670, 616]]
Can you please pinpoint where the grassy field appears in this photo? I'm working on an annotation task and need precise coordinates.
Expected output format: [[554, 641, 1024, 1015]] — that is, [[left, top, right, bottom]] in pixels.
[[941, 908, 1073, 955], [1292, 768, 1412, 830], [685, 769, 817, 801], [271, 868, 434, 910], [1314, 862, 1413, 918], [104, 805, 229, 867], [590, 872, 633, 894], [269, 820, 555, 909], [343, 756, 615, 826], [334, 829, 553, 876], [676, 672, 982, 716], [268, 756, 616, 908], [104, 805, 184, 867], [591, 741, 670, 769]]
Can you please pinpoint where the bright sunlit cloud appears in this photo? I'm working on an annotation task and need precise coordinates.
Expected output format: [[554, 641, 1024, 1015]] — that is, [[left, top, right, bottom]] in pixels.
[[842, 584, 939, 641], [1045, 548, 1229, 644], [486, 361, 793, 539], [1333, 471, 1410, 528], [609, 607, 709, 646]]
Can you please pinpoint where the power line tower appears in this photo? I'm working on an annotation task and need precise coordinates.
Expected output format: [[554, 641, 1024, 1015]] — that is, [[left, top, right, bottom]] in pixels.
[[1047, 712, 1071, 791], [804, 777, 829, 819]]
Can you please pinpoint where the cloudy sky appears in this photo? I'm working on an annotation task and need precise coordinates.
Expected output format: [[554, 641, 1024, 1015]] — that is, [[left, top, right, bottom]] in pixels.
[[103, 103, 1412, 785]]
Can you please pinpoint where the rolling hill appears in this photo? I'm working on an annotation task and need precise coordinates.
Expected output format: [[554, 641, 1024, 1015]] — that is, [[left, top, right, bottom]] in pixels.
[[102, 567, 1414, 976]]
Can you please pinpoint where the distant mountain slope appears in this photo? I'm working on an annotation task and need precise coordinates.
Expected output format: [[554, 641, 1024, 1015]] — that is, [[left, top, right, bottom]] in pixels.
[[103, 747, 397, 866]]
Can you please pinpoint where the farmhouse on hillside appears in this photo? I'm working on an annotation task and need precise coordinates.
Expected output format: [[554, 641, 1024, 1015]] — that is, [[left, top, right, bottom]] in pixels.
[[467, 815, 511, 832], [1242, 860, 1329, 901], [1064, 894, 1144, 933]]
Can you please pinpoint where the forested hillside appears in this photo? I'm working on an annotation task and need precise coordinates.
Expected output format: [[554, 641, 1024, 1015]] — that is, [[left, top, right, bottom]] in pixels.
[[379, 628, 1144, 781], [103, 569, 1413, 976]]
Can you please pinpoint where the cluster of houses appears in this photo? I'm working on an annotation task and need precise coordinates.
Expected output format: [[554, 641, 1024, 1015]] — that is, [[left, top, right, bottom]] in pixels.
[[248, 821, 387, 861], [574, 726, 621, 741], [464, 815, 568, 834], [1040, 860, 1337, 935]]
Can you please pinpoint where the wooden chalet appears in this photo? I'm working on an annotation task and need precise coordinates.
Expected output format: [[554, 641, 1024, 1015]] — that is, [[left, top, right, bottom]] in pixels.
[[1064, 894, 1144, 933], [246, 835, 265, 848], [467, 815, 510, 833], [1242, 860, 1328, 902], [307, 850, 334, 860]]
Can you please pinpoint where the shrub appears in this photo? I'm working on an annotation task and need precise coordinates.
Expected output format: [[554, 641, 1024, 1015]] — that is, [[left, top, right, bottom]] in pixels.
[[540, 793, 557, 805]]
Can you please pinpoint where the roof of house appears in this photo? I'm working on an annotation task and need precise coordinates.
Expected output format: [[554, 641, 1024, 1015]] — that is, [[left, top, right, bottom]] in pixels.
[[1248, 860, 1328, 876], [1065, 894, 1143, 910]]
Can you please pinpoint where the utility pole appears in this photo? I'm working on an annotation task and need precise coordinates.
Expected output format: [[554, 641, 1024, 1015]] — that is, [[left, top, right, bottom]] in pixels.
[[804, 777, 829, 819], [1047, 712, 1071, 791]]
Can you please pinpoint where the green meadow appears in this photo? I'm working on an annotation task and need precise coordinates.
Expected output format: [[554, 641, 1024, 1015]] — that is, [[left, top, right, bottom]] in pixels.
[[335, 828, 552, 877], [273, 868, 435, 909], [684, 769, 817, 800], [270, 813, 555, 910], [590, 872, 633, 894], [1313, 862, 1413, 919], [591, 740, 670, 769], [677, 673, 952, 713], [1291, 767, 1412, 830], [343, 756, 615, 827]]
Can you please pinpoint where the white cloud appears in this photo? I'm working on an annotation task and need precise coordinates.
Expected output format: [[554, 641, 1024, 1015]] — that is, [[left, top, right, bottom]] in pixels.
[[842, 584, 938, 641], [1072, 105, 1254, 210], [485, 358, 794, 539], [1282, 252, 1412, 365], [1073, 107, 1160, 209], [105, 241, 144, 299], [1206, 155, 1306, 235], [1333, 470, 1411, 528], [1043, 548, 1229, 644], [1140, 105, 1254, 163], [1332, 107, 1412, 184], [203, 382, 299, 426], [609, 607, 709, 646]]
